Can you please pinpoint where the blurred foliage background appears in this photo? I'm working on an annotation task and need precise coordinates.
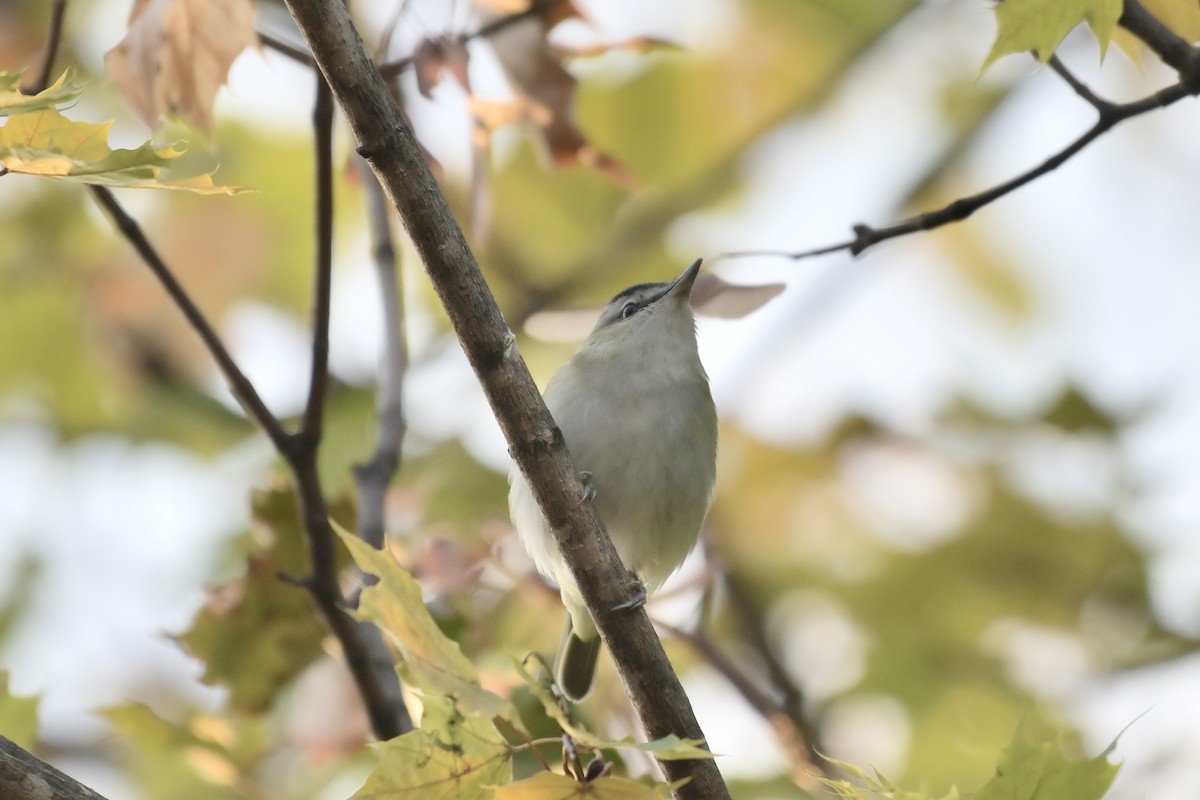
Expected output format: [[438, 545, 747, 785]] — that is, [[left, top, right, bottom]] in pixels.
[[2, 0, 1200, 798]]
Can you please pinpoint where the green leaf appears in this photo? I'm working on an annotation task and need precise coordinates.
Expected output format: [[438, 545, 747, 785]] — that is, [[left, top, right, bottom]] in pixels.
[[178, 485, 329, 714], [0, 70, 85, 116], [493, 771, 682, 799], [0, 108, 248, 193], [353, 695, 511, 800], [818, 753, 956, 800], [983, 0, 1122, 70], [973, 721, 1119, 800], [512, 659, 712, 761], [334, 522, 512, 718], [814, 721, 1119, 800], [0, 672, 40, 749], [103, 703, 262, 800]]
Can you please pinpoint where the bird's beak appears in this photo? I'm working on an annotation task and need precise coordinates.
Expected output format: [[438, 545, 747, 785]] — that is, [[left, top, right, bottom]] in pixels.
[[666, 259, 703, 301]]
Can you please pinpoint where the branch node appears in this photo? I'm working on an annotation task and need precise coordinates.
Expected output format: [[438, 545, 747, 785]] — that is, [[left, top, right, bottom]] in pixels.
[[278, 570, 314, 590], [849, 224, 876, 255]]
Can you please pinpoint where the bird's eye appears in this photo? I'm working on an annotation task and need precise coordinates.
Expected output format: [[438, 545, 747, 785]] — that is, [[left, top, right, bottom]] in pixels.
[[621, 302, 639, 319]]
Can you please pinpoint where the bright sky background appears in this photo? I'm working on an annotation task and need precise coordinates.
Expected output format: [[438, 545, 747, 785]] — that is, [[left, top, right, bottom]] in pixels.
[[2, 1, 1200, 798]]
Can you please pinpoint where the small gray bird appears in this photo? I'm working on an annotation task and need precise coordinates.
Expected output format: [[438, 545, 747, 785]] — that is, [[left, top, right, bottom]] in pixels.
[[508, 259, 718, 701]]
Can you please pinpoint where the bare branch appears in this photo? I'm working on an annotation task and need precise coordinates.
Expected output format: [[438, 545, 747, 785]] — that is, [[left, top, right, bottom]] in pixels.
[[1046, 54, 1114, 112], [286, 455, 409, 740], [89, 187, 293, 453], [720, 572, 822, 759], [342, 86, 416, 737], [281, 0, 730, 796], [1, 737, 111, 800], [657, 620, 824, 791], [90, 183, 408, 738], [280, 72, 412, 740], [719, 48, 1200, 264], [259, 30, 315, 68], [352, 157, 409, 548], [300, 73, 335, 443], [23, 0, 68, 93], [19, 0, 410, 748]]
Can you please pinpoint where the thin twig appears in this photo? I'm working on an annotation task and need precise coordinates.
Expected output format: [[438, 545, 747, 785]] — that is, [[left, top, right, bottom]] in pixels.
[[1045, 54, 1113, 112], [90, 187, 408, 739], [285, 70, 411, 739], [720, 2, 1200, 265], [300, 72, 334, 443], [287, 456, 407, 740], [343, 89, 417, 735], [656, 620, 824, 791], [374, 0, 414, 61], [89, 187, 293, 453], [21, 0, 409, 746], [352, 160, 409, 548], [258, 29, 315, 68], [25, 0, 68, 93], [378, 0, 568, 79], [719, 65, 1200, 263], [721, 572, 820, 758]]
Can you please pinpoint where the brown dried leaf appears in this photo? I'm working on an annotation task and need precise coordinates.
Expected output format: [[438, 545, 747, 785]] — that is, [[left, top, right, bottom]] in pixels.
[[105, 0, 258, 132], [690, 273, 786, 318], [522, 273, 785, 342], [484, 2, 633, 184], [413, 37, 473, 99], [473, 0, 583, 23], [442, 39, 473, 91]]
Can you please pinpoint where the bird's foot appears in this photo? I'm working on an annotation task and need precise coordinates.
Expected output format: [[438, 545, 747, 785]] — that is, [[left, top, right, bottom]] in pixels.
[[612, 574, 647, 612], [575, 471, 597, 505]]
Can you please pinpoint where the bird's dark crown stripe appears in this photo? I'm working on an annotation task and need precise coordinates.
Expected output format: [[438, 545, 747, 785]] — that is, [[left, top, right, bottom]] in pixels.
[[609, 282, 670, 306]]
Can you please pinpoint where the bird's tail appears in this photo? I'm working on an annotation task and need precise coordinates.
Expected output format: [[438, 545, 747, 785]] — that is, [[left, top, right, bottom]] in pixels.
[[556, 615, 601, 702]]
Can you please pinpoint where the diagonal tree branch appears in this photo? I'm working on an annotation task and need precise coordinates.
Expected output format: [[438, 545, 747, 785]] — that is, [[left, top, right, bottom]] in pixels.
[[280, 1, 731, 797], [1, 737, 111, 800]]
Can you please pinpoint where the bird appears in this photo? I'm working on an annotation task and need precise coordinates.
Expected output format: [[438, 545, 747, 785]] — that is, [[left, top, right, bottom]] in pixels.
[[508, 259, 718, 701]]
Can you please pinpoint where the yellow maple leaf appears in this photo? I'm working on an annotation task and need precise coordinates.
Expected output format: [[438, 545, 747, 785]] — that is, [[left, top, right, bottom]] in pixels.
[[983, 0, 1123, 70], [0, 70, 86, 117], [0, 108, 247, 194]]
